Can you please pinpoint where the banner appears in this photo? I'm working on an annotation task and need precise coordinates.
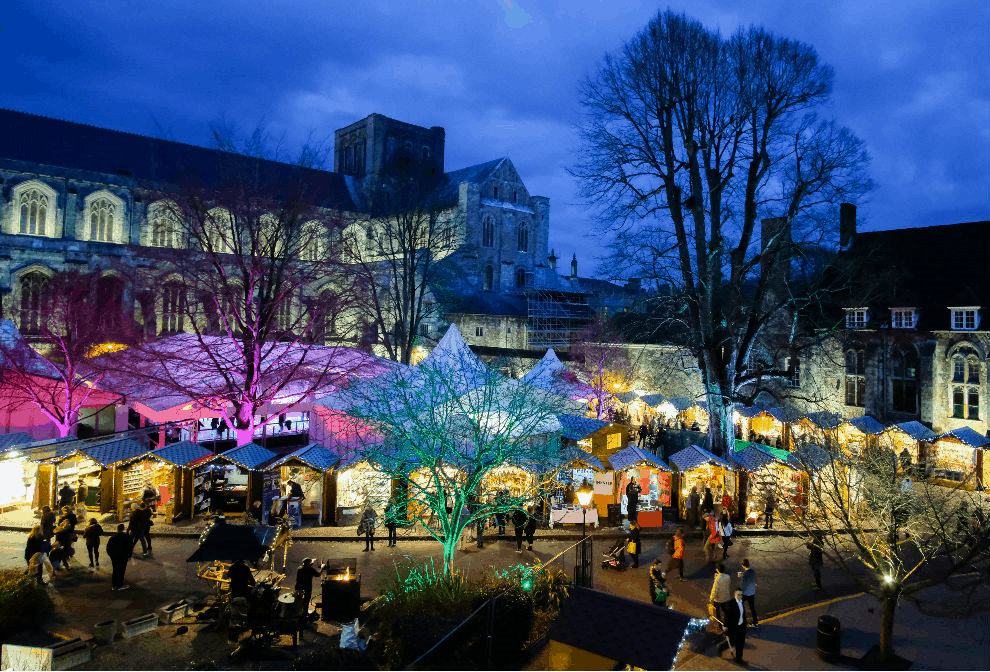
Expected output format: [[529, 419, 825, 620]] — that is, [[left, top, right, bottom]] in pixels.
[[593, 471, 614, 495]]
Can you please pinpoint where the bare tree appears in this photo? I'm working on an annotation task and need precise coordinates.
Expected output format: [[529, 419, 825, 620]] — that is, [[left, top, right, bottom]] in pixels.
[[784, 443, 989, 663], [344, 174, 459, 364], [572, 10, 872, 455], [568, 314, 636, 420], [0, 271, 133, 437]]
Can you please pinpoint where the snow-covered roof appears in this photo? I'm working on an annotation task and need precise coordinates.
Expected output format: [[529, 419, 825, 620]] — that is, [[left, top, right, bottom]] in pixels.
[[519, 349, 595, 400], [559, 447, 605, 471], [842, 415, 885, 436], [639, 394, 667, 407], [937, 426, 990, 448], [763, 405, 803, 424], [668, 444, 734, 472], [615, 391, 641, 404], [668, 397, 706, 412], [609, 446, 671, 472], [884, 421, 937, 442]]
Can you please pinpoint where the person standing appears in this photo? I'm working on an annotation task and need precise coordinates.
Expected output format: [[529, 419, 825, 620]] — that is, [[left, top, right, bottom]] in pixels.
[[494, 489, 508, 535], [512, 507, 527, 553], [704, 513, 722, 564], [626, 521, 642, 568], [53, 516, 75, 570], [720, 491, 733, 519], [228, 558, 255, 599], [83, 518, 104, 568], [142, 482, 159, 513], [384, 496, 400, 548], [763, 493, 776, 530], [719, 512, 733, 559], [701, 487, 714, 518], [359, 506, 377, 552], [722, 589, 748, 665], [40, 505, 56, 539], [473, 495, 486, 549], [138, 502, 153, 556], [637, 423, 648, 447], [58, 482, 75, 510], [808, 532, 824, 591], [106, 524, 132, 590], [294, 558, 322, 612], [709, 562, 733, 626], [524, 505, 537, 551], [128, 503, 149, 556], [687, 487, 700, 530], [666, 527, 687, 581], [76, 481, 89, 508], [24, 525, 44, 573], [620, 492, 630, 532], [626, 477, 642, 523], [739, 559, 758, 626]]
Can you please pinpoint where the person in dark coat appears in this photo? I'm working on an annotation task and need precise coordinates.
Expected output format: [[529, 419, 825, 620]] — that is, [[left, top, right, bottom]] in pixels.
[[58, 505, 78, 532], [524, 505, 537, 551], [687, 487, 700, 529], [294, 558, 322, 612], [228, 559, 256, 599], [58, 483, 75, 510], [384, 496, 401, 548], [807, 532, 824, 590], [763, 493, 777, 530], [721, 589, 748, 665], [626, 521, 642, 568], [626, 478, 642, 523], [83, 518, 104, 568], [106, 524, 132, 590], [359, 506, 377, 551], [53, 517, 76, 570], [512, 507, 527, 553], [76, 481, 89, 507], [494, 489, 508, 535], [637, 423, 648, 447], [701, 488, 714, 517], [40, 505, 56, 539], [142, 483, 159, 512], [24, 525, 44, 572], [128, 503, 150, 556]]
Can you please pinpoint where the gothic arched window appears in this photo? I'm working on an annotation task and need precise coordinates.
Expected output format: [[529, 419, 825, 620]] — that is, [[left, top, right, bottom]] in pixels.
[[845, 348, 865, 407], [160, 282, 186, 335], [951, 347, 982, 420], [19, 189, 49, 236], [515, 268, 527, 288], [517, 219, 529, 252], [90, 198, 115, 242], [484, 265, 494, 291], [482, 217, 494, 248], [19, 272, 49, 335]]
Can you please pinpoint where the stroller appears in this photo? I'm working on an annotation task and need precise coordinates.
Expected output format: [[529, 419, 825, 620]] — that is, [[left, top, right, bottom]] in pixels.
[[601, 538, 629, 571]]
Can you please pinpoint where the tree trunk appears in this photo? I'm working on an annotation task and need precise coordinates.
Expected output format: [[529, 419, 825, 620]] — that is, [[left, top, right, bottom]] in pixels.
[[878, 592, 898, 661], [234, 408, 258, 447], [704, 381, 735, 457]]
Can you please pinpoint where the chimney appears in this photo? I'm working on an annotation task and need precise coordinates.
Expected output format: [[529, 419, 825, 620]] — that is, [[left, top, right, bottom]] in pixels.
[[570, 253, 578, 279], [548, 249, 557, 272], [840, 203, 857, 249]]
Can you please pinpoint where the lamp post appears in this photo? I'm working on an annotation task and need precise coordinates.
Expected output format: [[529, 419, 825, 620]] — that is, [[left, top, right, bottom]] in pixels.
[[575, 478, 595, 589], [576, 478, 594, 538]]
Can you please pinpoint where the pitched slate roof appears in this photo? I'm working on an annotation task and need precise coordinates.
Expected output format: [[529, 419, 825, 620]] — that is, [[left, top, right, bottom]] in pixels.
[[615, 391, 641, 404], [668, 397, 706, 412], [549, 587, 696, 671], [733, 404, 766, 419], [884, 421, 937, 442], [431, 158, 505, 207], [730, 442, 778, 472], [764, 405, 803, 423], [557, 414, 609, 441], [803, 411, 844, 430], [218, 443, 277, 470], [788, 443, 833, 471], [639, 394, 666, 407], [79, 438, 150, 467], [0, 432, 33, 454], [843, 415, 885, 436], [520, 350, 595, 400], [608, 446, 671, 472], [668, 444, 735, 471], [151, 441, 215, 467], [559, 447, 605, 471], [268, 443, 340, 471], [937, 426, 990, 448]]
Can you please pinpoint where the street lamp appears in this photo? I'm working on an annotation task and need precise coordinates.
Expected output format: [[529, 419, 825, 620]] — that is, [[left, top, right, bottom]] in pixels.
[[576, 478, 594, 538]]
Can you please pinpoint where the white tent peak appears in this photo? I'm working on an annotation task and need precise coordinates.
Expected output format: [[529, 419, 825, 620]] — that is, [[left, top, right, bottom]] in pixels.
[[520, 349, 566, 385]]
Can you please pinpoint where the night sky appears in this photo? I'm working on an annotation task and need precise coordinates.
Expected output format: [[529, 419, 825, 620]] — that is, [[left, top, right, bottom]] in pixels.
[[3, 1, 987, 279]]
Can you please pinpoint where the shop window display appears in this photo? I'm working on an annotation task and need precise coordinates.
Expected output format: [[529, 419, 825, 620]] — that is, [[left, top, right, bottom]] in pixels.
[[194, 463, 249, 515], [618, 466, 671, 527]]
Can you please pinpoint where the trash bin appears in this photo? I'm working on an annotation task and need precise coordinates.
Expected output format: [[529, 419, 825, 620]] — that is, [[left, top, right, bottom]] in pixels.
[[606, 504, 621, 527], [817, 614, 841, 661]]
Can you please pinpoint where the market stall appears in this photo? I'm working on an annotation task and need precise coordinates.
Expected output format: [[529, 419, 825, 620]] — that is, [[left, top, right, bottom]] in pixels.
[[877, 422, 937, 474], [668, 444, 737, 523], [145, 441, 215, 522], [193, 443, 277, 517], [0, 433, 35, 509], [668, 398, 708, 431], [836, 415, 884, 457], [729, 440, 810, 522], [930, 427, 990, 489], [265, 443, 340, 527], [333, 456, 392, 525], [615, 391, 646, 427], [608, 446, 673, 528], [793, 411, 843, 450], [547, 448, 604, 529], [746, 405, 801, 450]]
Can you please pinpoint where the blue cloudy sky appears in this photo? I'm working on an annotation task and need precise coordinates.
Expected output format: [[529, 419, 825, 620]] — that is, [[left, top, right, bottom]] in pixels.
[[2, 0, 987, 278]]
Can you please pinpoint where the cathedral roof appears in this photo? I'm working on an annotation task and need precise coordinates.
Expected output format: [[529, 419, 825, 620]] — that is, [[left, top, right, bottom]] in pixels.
[[432, 158, 506, 207]]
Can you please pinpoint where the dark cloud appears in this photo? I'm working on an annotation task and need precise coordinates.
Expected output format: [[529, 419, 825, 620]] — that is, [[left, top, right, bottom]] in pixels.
[[2, 0, 986, 276]]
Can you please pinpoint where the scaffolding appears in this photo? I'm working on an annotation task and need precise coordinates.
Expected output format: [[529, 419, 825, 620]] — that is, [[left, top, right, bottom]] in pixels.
[[525, 288, 593, 349]]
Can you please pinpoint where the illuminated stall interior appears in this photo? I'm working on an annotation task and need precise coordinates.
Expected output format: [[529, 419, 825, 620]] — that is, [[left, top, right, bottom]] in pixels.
[[193, 443, 276, 516], [615, 392, 646, 426], [141, 441, 215, 522], [668, 398, 709, 431], [794, 412, 843, 449], [482, 464, 537, 500], [669, 444, 737, 522], [334, 457, 392, 525], [267, 443, 340, 526], [609, 445, 673, 528], [0, 433, 35, 509], [930, 427, 989, 489], [747, 405, 801, 450], [836, 415, 885, 457], [38, 437, 150, 515], [730, 441, 809, 522], [877, 421, 937, 473]]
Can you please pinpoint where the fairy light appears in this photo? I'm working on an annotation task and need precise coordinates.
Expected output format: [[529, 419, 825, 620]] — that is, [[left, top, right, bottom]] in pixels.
[[673, 617, 710, 666]]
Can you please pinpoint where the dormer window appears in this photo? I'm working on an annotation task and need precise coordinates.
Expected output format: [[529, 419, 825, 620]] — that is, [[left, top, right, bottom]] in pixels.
[[950, 307, 980, 331], [891, 308, 916, 329], [845, 308, 868, 329]]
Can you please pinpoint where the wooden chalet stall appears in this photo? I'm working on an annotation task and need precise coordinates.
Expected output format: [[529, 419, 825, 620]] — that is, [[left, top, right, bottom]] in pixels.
[[137, 441, 215, 522], [608, 446, 673, 528], [668, 397, 708, 431], [614, 391, 646, 426], [837, 415, 885, 457], [930, 427, 990, 490], [265, 443, 340, 527], [547, 447, 605, 528], [0, 433, 35, 511], [746, 405, 802, 450], [193, 443, 276, 517], [35, 438, 150, 516], [668, 444, 738, 523], [794, 411, 844, 450], [877, 421, 937, 475], [332, 455, 392, 526], [729, 440, 811, 523]]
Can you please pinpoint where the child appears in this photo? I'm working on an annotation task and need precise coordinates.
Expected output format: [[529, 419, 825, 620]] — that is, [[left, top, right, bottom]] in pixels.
[[83, 518, 104, 568], [649, 557, 669, 607]]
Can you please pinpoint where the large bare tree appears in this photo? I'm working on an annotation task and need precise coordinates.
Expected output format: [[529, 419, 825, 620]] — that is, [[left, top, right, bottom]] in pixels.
[[572, 10, 872, 455]]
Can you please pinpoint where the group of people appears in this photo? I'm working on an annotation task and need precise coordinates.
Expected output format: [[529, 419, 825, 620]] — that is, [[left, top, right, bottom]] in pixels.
[[709, 560, 759, 665]]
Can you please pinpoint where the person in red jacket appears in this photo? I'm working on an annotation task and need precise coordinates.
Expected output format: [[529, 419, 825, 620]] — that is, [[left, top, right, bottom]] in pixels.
[[704, 513, 722, 564]]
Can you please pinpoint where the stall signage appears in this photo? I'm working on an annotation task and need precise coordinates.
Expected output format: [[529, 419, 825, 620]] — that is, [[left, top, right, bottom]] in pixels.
[[261, 471, 280, 525], [657, 471, 672, 506], [593, 471, 613, 495]]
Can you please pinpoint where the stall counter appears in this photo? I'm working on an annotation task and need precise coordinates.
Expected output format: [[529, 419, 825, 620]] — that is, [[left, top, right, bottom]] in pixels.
[[548, 507, 599, 528]]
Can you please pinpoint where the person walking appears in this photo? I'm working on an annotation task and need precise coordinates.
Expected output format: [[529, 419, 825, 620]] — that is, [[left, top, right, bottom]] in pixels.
[[52, 517, 76, 570], [512, 507, 527, 553], [83, 518, 104, 568], [106, 524, 132, 590], [637, 423, 648, 447], [24, 525, 44, 573], [28, 543, 54, 586], [701, 487, 714, 518], [626, 521, 642, 568], [626, 477, 642, 523], [704, 513, 722, 564], [665, 527, 687, 582], [763, 492, 776, 530], [709, 562, 733, 626], [718, 512, 733, 559], [40, 505, 56, 539], [384, 496, 400, 548], [687, 486, 700, 530], [720, 491, 733, 519], [359, 506, 377, 552], [57, 505, 78, 532], [739, 559, 758, 626], [524, 505, 537, 551], [649, 557, 669, 606], [721, 589, 749, 665], [294, 558, 322, 613], [128, 503, 150, 556], [808, 532, 824, 591], [228, 558, 255, 599]]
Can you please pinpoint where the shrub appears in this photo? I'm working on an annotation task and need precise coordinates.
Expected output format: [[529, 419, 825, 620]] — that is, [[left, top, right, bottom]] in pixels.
[[0, 569, 53, 636]]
